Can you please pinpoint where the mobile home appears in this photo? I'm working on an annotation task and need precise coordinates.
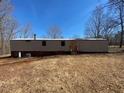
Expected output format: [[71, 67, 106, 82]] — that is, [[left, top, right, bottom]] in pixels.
[[10, 38, 108, 57]]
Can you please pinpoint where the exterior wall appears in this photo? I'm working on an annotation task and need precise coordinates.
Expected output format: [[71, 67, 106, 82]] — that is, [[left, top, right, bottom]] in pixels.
[[10, 40, 71, 52], [10, 39, 108, 57], [77, 40, 108, 52]]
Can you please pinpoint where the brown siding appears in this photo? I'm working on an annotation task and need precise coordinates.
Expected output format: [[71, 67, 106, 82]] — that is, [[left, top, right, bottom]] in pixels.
[[77, 40, 108, 52], [10, 40, 71, 52], [10, 40, 108, 54]]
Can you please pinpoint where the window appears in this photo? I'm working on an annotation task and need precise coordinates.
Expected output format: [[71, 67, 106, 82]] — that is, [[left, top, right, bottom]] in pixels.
[[61, 41, 65, 46], [42, 41, 46, 46], [25, 40, 31, 42]]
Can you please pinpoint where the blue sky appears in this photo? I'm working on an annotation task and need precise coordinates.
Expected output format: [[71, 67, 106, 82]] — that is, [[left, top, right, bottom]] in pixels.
[[12, 0, 107, 38]]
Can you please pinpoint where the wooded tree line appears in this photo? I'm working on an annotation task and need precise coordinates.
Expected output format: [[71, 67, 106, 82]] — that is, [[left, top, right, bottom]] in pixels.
[[86, 0, 124, 47]]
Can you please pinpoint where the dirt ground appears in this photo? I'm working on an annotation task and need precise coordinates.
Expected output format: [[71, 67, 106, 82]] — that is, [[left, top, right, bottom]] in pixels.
[[0, 53, 124, 93]]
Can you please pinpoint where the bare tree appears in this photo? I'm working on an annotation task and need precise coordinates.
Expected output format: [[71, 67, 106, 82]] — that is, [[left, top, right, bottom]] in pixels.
[[85, 5, 105, 38], [0, 0, 34, 54], [102, 16, 119, 40], [3, 17, 18, 54], [19, 23, 34, 38], [108, 0, 124, 48], [47, 26, 62, 38], [0, 0, 13, 54], [3, 17, 18, 40], [85, 4, 117, 41]]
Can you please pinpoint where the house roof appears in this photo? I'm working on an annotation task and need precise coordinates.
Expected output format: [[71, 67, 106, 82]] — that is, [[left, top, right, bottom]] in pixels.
[[11, 38, 107, 41]]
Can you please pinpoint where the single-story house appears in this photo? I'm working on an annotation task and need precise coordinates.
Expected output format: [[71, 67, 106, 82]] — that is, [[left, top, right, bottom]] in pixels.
[[10, 38, 108, 57]]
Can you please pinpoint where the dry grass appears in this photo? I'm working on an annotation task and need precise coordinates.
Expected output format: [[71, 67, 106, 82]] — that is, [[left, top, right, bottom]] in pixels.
[[0, 53, 124, 93]]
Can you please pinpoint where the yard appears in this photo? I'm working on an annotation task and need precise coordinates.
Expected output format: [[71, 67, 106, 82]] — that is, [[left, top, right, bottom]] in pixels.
[[0, 53, 124, 93]]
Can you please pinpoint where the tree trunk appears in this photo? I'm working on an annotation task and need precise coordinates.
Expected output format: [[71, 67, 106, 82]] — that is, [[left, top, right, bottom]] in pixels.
[[120, 21, 124, 48], [119, 1, 124, 48], [0, 19, 4, 55], [1, 32, 4, 54]]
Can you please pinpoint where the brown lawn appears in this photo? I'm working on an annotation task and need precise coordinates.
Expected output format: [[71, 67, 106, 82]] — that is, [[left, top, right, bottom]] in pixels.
[[0, 53, 124, 93]]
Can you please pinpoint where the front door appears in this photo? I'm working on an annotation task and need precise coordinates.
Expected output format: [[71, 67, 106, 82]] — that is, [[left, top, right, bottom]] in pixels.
[[70, 40, 78, 54]]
